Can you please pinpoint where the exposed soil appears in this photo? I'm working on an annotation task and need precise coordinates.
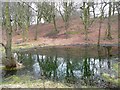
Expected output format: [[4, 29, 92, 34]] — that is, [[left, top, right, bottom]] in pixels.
[[1, 16, 118, 47]]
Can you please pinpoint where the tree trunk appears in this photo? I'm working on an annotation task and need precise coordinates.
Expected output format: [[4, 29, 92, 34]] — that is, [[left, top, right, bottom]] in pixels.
[[25, 22, 29, 41], [83, 4, 89, 41], [14, 13, 17, 31], [53, 14, 57, 32], [112, 2, 115, 16], [4, 2, 16, 68], [98, 16, 102, 46], [106, 2, 112, 40], [98, 4, 103, 46], [92, 3, 95, 18], [64, 2, 69, 38], [51, 2, 57, 32], [85, 24, 88, 41], [34, 15, 39, 40]]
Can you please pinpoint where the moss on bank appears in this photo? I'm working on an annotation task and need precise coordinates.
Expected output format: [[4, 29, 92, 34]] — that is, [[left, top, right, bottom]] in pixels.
[[102, 73, 119, 85], [102, 62, 120, 87]]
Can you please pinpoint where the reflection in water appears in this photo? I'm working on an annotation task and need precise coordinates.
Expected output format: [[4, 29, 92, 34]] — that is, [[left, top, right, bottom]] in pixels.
[[33, 54, 41, 79], [2, 46, 118, 87], [105, 46, 112, 69]]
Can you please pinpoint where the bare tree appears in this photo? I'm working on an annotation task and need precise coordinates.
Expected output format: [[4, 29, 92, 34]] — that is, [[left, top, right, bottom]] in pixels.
[[1, 2, 16, 68], [58, 1, 74, 38], [91, 2, 96, 18], [105, 1, 113, 40], [42, 2, 58, 32], [51, 2, 57, 32], [34, 2, 42, 40], [98, 2, 107, 46], [42, 2, 52, 23], [80, 2, 94, 41]]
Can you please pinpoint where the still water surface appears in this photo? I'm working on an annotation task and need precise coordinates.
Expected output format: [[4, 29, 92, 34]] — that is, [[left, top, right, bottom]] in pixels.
[[2, 46, 119, 87]]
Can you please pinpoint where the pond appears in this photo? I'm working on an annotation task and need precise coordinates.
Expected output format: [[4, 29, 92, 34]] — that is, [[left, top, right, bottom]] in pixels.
[[2, 45, 119, 88]]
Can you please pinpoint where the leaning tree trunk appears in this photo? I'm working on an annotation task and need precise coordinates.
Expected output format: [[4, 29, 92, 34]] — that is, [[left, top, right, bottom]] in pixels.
[[4, 2, 16, 68]]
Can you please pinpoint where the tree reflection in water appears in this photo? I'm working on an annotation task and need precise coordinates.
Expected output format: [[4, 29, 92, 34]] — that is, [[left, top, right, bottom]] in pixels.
[[2, 46, 118, 87]]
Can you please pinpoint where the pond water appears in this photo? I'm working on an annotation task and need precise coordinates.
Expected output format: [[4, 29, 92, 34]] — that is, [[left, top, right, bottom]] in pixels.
[[2, 45, 119, 88]]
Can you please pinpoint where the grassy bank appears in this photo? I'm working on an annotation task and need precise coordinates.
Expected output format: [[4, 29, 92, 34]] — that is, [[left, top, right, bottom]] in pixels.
[[1, 75, 99, 88]]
